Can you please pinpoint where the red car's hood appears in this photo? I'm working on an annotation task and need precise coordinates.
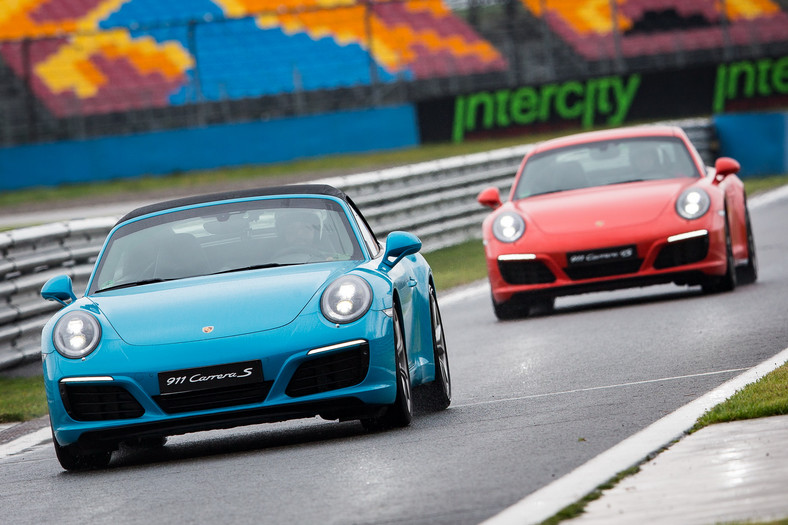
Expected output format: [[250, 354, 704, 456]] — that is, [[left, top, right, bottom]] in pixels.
[[516, 179, 696, 234]]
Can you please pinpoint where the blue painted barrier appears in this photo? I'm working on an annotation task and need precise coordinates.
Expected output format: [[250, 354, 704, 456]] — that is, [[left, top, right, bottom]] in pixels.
[[714, 112, 788, 177], [0, 105, 419, 191]]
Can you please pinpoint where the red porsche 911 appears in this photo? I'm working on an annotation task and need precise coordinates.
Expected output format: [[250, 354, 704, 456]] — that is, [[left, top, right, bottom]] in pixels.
[[477, 125, 757, 319]]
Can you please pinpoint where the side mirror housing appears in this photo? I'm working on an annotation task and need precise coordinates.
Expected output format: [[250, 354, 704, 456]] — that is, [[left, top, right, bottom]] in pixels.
[[713, 157, 741, 183], [478, 187, 503, 209], [379, 231, 421, 271], [41, 275, 77, 307]]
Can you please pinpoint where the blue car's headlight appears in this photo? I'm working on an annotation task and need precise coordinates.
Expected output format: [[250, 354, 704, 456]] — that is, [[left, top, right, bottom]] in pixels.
[[676, 188, 710, 220], [492, 212, 526, 242], [53, 311, 101, 358], [321, 275, 372, 324]]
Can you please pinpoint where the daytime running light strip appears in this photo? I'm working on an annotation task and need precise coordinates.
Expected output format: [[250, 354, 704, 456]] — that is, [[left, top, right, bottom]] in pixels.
[[60, 376, 114, 383], [308, 339, 367, 356], [667, 229, 708, 243]]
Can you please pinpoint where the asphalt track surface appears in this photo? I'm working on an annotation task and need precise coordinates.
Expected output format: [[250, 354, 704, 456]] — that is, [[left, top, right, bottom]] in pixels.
[[1, 185, 787, 524]]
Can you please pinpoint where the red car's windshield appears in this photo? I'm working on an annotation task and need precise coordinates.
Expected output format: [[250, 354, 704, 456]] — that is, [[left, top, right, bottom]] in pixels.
[[513, 137, 700, 199]]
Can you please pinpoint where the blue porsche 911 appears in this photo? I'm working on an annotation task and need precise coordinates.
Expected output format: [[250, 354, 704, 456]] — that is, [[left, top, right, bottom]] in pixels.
[[40, 184, 451, 470]]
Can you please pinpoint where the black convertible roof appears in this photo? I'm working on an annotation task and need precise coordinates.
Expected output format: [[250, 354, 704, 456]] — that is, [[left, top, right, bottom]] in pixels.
[[116, 184, 350, 225]]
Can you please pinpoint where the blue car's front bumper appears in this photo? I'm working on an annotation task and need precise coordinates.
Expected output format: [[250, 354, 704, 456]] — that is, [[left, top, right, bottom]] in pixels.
[[44, 309, 397, 448]]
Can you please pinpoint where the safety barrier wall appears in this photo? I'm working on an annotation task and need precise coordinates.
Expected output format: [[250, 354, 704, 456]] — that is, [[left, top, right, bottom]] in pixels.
[[0, 118, 714, 371]]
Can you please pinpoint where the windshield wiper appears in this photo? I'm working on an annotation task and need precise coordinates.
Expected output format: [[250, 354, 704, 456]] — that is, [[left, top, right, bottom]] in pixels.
[[606, 179, 647, 185], [95, 278, 170, 293], [209, 263, 294, 275]]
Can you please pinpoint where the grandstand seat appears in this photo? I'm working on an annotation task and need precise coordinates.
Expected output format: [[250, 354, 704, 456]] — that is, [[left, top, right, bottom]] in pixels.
[[521, 0, 786, 61], [1, 0, 506, 116]]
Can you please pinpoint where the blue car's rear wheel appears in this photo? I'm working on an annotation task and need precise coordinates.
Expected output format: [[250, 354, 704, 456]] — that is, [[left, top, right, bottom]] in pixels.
[[418, 285, 451, 412], [361, 306, 412, 430], [51, 424, 112, 471]]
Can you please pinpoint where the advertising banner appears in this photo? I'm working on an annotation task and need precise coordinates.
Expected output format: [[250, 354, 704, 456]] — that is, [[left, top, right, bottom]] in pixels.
[[417, 56, 788, 143]]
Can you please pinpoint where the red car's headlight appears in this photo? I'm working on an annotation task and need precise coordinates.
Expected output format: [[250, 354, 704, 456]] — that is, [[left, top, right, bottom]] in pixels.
[[492, 212, 526, 242], [676, 188, 711, 220]]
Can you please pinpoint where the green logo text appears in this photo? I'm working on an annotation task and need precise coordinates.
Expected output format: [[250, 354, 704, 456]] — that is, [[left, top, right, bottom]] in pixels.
[[451, 74, 641, 143], [713, 56, 788, 113]]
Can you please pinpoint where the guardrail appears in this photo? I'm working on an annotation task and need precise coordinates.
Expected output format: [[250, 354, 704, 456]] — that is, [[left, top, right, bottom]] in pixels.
[[0, 119, 715, 371]]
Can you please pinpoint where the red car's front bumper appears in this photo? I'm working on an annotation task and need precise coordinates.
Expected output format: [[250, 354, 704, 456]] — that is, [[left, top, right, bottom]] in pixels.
[[485, 215, 729, 305]]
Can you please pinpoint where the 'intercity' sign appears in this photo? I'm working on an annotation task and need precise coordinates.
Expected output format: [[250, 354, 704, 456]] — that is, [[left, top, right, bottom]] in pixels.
[[451, 75, 641, 142], [416, 56, 788, 143]]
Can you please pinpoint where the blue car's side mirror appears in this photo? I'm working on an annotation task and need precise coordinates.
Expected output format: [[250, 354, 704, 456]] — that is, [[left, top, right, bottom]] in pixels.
[[379, 231, 422, 271], [41, 275, 77, 307]]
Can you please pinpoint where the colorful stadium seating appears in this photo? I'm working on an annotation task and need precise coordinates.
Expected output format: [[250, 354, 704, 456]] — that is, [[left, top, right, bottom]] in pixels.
[[0, 0, 507, 117], [520, 0, 788, 60]]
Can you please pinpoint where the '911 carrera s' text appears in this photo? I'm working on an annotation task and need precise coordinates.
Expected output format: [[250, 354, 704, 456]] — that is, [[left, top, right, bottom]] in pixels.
[[166, 368, 255, 387], [568, 246, 635, 265]]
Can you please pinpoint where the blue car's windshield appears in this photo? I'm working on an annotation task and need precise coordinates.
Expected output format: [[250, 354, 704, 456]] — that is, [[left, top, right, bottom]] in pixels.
[[513, 137, 700, 200], [91, 197, 364, 294]]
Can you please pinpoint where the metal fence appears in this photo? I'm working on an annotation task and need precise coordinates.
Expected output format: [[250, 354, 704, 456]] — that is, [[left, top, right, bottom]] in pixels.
[[0, 118, 714, 371], [2, 0, 784, 147]]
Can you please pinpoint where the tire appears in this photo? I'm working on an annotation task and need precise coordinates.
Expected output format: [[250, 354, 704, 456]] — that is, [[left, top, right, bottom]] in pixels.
[[492, 294, 530, 320], [51, 425, 112, 471], [492, 294, 554, 320], [361, 306, 412, 431], [736, 205, 758, 285], [530, 296, 555, 315], [703, 212, 737, 294], [418, 285, 451, 412]]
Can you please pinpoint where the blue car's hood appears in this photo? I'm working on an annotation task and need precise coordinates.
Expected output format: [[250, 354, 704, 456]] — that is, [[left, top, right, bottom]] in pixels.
[[90, 263, 356, 346]]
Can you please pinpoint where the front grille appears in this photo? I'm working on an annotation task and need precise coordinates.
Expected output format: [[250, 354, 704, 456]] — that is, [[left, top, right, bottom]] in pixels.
[[498, 260, 556, 285], [653, 236, 709, 269], [154, 382, 273, 415], [60, 383, 145, 421], [563, 259, 644, 280], [286, 345, 370, 398]]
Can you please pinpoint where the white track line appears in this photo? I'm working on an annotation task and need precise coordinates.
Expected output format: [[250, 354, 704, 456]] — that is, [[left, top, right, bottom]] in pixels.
[[452, 368, 750, 409]]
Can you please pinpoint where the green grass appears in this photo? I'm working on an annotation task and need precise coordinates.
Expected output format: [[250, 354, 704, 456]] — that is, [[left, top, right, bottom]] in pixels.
[[0, 376, 47, 423], [692, 362, 788, 432], [744, 174, 788, 196], [423, 239, 488, 291], [539, 465, 642, 524]]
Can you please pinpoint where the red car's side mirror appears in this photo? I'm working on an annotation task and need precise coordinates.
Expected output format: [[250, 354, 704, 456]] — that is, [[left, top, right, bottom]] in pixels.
[[478, 187, 503, 209], [713, 157, 741, 183]]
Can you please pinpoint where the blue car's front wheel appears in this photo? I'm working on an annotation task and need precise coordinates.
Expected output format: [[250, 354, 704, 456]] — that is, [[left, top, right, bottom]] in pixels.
[[361, 306, 412, 430]]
